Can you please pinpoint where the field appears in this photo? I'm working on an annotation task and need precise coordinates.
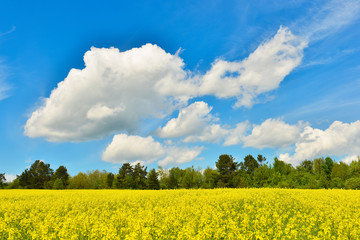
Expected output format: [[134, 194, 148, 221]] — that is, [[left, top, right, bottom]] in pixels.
[[0, 189, 359, 239]]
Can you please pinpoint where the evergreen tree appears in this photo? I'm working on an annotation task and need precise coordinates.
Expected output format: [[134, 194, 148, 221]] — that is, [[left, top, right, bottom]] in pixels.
[[117, 163, 134, 189], [257, 154, 267, 166], [240, 154, 259, 175], [54, 166, 69, 188], [0, 173, 5, 189], [216, 154, 238, 187], [133, 163, 147, 189], [107, 173, 115, 188], [147, 169, 160, 190], [19, 160, 54, 189]]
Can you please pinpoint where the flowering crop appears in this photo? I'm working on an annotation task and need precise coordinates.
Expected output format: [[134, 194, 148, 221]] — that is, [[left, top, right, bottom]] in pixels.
[[0, 189, 359, 239]]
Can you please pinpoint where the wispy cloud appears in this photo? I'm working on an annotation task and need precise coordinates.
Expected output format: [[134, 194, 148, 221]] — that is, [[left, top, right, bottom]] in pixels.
[[284, 79, 360, 120], [294, 0, 360, 41], [0, 64, 10, 101], [0, 26, 16, 37], [0, 27, 15, 101]]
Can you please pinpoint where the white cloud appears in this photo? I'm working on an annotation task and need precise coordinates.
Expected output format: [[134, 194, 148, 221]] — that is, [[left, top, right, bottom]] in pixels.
[[0, 63, 9, 101], [102, 133, 203, 166], [279, 121, 360, 166], [297, 0, 360, 41], [223, 121, 250, 146], [157, 112, 304, 149], [102, 134, 165, 164], [158, 146, 204, 167], [156, 101, 214, 138], [184, 124, 229, 143], [157, 101, 228, 143], [199, 26, 308, 108], [243, 119, 304, 149], [4, 174, 16, 183], [0, 28, 15, 101], [341, 155, 359, 164], [24, 44, 192, 142], [86, 104, 125, 120], [0, 84, 8, 101], [25, 26, 308, 142]]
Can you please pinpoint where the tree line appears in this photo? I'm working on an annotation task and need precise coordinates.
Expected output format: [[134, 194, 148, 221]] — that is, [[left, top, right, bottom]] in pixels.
[[1, 154, 360, 190]]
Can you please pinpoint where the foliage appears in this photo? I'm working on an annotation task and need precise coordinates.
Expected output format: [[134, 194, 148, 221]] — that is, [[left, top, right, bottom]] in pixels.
[[53, 166, 69, 188], [133, 163, 147, 189], [345, 177, 360, 189], [147, 169, 160, 190], [5, 155, 360, 190], [106, 173, 115, 189], [215, 154, 238, 187], [117, 163, 135, 189], [240, 154, 259, 175], [53, 178, 64, 189], [0, 173, 5, 189], [18, 160, 53, 189], [68, 172, 90, 189]]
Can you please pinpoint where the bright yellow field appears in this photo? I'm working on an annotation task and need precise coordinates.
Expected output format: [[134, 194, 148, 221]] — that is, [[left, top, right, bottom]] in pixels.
[[0, 189, 359, 239]]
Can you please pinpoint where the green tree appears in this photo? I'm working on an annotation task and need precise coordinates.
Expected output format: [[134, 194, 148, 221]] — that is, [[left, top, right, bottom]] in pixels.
[[147, 169, 160, 190], [202, 167, 219, 189], [133, 163, 147, 189], [349, 157, 360, 177], [323, 157, 334, 179], [231, 172, 248, 188], [117, 163, 134, 189], [8, 178, 20, 189], [68, 172, 90, 189], [345, 177, 360, 189], [157, 166, 169, 189], [331, 162, 350, 181], [180, 166, 203, 189], [87, 170, 107, 189], [274, 157, 293, 175], [330, 177, 345, 189], [216, 154, 238, 187], [298, 160, 313, 173], [0, 173, 5, 189], [107, 173, 115, 188], [168, 167, 183, 189], [240, 154, 259, 175], [257, 154, 267, 166], [53, 178, 64, 189], [313, 158, 325, 176], [53, 166, 69, 188], [19, 160, 54, 189], [253, 165, 272, 187]]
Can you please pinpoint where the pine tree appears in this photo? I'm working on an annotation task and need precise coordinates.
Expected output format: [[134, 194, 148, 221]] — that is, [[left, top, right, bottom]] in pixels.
[[147, 169, 160, 190]]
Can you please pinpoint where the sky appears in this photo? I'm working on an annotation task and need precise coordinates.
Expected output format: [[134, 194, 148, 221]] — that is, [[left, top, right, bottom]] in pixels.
[[1, 0, 360, 181]]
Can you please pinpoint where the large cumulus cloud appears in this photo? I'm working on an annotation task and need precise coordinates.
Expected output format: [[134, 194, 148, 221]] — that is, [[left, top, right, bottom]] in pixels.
[[24, 44, 194, 141], [280, 121, 360, 165], [25, 26, 306, 142], [200, 26, 307, 108]]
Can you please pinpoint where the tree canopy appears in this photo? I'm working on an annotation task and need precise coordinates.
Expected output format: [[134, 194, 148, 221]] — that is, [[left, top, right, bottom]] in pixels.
[[3, 155, 360, 190]]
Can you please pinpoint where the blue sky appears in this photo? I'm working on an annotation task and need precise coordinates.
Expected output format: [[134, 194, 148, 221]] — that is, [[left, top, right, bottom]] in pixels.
[[1, 0, 360, 180]]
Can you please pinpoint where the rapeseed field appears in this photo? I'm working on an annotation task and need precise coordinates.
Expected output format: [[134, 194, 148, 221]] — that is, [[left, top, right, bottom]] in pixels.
[[0, 189, 359, 239]]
